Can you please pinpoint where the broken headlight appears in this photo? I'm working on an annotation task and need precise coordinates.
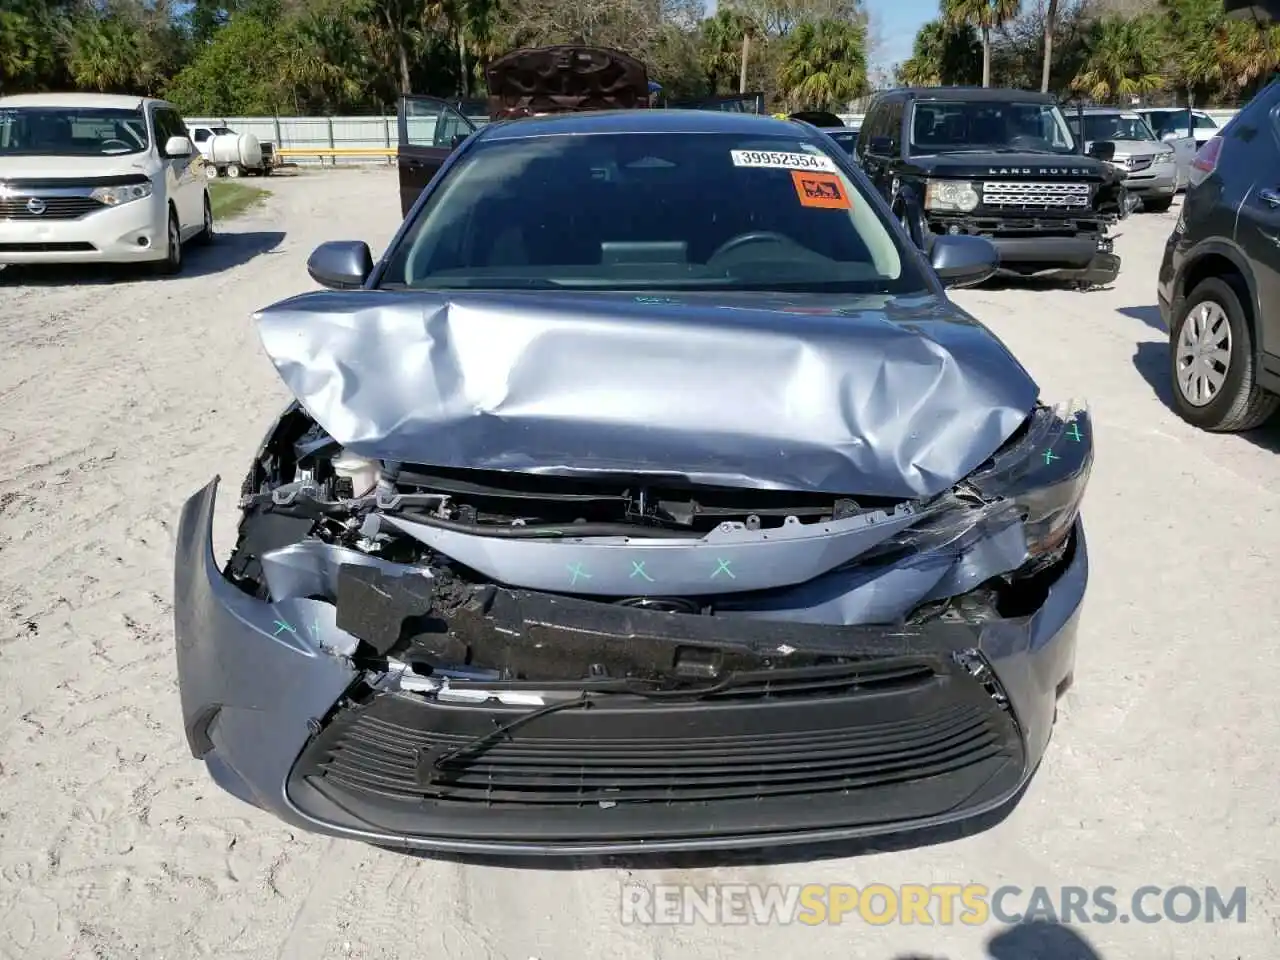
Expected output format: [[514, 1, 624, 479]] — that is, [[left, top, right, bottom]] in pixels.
[[969, 401, 1093, 569]]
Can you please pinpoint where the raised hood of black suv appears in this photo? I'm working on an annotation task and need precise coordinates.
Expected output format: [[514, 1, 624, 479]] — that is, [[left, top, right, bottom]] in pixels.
[[254, 290, 1038, 501], [484, 45, 649, 118]]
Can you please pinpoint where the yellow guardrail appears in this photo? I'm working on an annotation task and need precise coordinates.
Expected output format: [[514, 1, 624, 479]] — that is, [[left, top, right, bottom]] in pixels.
[[276, 147, 398, 163]]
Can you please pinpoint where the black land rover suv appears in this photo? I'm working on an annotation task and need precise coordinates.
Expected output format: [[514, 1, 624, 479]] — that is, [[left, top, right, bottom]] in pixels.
[[854, 87, 1131, 287]]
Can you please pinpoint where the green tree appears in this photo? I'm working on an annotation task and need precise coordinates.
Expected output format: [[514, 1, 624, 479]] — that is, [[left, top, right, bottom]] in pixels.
[[165, 15, 295, 113], [897, 17, 981, 86], [1071, 14, 1165, 102], [775, 17, 868, 110], [944, 0, 1020, 87]]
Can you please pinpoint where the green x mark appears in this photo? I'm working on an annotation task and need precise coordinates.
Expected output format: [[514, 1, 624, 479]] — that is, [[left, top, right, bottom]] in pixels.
[[272, 619, 297, 637], [630, 561, 655, 582], [1067, 422, 1083, 442], [1043, 449, 1059, 465], [711, 558, 736, 580], [567, 562, 592, 586]]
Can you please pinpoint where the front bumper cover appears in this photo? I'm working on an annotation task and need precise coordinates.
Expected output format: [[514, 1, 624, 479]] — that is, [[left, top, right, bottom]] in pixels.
[[175, 476, 1088, 856]]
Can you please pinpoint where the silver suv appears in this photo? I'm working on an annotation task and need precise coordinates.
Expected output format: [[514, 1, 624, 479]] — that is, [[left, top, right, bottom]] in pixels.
[[1066, 107, 1179, 212]]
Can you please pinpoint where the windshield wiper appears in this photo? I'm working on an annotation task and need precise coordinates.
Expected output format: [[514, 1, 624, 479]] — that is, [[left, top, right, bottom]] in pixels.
[[420, 278, 564, 290]]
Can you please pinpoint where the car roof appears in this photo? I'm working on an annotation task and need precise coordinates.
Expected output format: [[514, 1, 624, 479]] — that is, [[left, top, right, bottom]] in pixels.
[[0, 92, 162, 110], [886, 87, 1059, 104], [476, 109, 816, 141]]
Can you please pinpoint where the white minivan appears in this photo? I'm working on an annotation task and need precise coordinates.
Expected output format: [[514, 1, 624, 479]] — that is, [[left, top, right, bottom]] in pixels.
[[0, 92, 212, 275]]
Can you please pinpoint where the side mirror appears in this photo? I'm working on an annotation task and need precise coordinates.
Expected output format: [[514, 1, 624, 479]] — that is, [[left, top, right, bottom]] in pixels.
[[165, 136, 194, 157], [930, 235, 998, 288], [307, 240, 374, 290], [1087, 140, 1116, 162], [1161, 131, 1181, 142]]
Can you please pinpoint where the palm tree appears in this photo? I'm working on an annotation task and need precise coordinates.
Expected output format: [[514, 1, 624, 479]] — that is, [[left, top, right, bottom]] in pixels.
[[944, 0, 1020, 87], [1041, 0, 1057, 93], [898, 17, 981, 86], [1070, 15, 1165, 103], [1215, 20, 1280, 95], [776, 18, 868, 111], [699, 8, 758, 94]]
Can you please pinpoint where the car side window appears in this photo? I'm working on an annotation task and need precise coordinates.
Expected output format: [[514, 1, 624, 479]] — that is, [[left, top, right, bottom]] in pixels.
[[884, 100, 903, 155], [859, 102, 885, 158], [153, 109, 181, 155], [854, 104, 875, 159], [192, 128, 210, 143]]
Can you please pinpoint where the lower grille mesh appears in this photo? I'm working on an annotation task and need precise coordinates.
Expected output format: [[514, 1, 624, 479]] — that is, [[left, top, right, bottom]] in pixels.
[[309, 698, 1008, 806]]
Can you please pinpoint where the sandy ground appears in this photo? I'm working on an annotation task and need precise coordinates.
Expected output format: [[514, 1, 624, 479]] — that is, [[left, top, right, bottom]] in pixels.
[[1, 168, 1278, 960]]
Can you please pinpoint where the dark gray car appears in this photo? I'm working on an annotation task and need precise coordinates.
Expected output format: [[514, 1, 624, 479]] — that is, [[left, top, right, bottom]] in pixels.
[[175, 110, 1093, 856], [1157, 84, 1280, 431]]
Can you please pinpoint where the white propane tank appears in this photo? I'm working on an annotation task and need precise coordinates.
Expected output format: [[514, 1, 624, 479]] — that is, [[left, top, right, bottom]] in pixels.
[[208, 132, 263, 168]]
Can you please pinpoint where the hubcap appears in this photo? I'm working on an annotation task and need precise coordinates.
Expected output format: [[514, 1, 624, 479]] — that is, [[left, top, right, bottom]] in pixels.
[[1175, 300, 1232, 407]]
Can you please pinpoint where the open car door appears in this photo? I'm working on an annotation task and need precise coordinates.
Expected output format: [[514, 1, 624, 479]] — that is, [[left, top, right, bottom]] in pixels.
[[396, 96, 476, 218]]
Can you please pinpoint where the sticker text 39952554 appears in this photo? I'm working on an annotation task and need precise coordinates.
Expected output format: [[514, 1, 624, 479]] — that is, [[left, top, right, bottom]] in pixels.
[[730, 150, 837, 172]]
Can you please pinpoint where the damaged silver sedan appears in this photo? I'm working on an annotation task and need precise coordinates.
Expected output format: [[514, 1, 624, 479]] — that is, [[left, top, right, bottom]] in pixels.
[[174, 109, 1093, 856]]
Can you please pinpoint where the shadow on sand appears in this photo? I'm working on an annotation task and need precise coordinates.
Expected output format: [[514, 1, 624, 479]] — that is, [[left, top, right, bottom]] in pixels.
[[0, 229, 285, 286], [894, 919, 1107, 960], [1117, 305, 1165, 332], [1131, 340, 1280, 451]]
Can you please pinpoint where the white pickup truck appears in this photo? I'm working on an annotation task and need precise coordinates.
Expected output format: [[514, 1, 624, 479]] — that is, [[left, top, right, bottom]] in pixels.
[[188, 124, 276, 178]]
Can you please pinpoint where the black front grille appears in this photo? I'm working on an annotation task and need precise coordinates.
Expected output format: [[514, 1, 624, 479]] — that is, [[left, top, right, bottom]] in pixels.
[[288, 653, 1026, 848], [317, 700, 1001, 806], [0, 196, 105, 220], [0, 241, 96, 252]]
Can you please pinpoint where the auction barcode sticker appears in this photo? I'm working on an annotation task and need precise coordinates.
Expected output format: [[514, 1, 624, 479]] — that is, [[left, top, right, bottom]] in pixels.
[[730, 150, 836, 172]]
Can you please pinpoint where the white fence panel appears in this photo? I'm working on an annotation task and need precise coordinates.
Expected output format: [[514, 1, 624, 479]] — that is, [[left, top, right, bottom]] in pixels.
[[182, 107, 1243, 166]]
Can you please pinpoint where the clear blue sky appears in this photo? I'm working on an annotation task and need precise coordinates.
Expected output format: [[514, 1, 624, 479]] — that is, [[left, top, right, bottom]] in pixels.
[[869, 0, 936, 70]]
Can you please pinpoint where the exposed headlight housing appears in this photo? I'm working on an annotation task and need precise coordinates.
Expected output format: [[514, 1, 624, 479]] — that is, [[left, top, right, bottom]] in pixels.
[[1153, 151, 1175, 166], [91, 182, 153, 206], [849, 401, 1093, 578], [925, 179, 980, 212]]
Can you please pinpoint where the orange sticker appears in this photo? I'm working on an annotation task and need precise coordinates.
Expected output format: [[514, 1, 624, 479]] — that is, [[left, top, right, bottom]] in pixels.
[[790, 170, 851, 210]]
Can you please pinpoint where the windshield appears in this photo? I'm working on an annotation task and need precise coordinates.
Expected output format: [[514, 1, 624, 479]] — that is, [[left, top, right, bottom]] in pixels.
[[381, 132, 919, 295], [1069, 114, 1157, 142], [0, 107, 149, 157], [909, 100, 1077, 154]]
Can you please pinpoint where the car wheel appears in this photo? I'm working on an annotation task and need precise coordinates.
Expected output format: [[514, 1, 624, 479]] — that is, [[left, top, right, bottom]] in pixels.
[[195, 192, 214, 246], [225, 163, 243, 179], [204, 164, 220, 180], [1170, 277, 1280, 431], [152, 206, 183, 276], [1144, 196, 1174, 213]]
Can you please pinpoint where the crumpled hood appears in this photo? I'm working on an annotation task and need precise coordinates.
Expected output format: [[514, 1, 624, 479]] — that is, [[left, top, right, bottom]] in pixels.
[[254, 289, 1039, 500]]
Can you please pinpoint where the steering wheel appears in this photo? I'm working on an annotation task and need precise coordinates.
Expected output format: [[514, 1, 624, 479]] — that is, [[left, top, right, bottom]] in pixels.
[[100, 138, 133, 152], [708, 231, 796, 262]]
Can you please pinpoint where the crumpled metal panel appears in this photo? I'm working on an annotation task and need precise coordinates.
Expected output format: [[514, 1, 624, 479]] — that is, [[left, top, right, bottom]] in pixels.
[[255, 289, 1038, 500]]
